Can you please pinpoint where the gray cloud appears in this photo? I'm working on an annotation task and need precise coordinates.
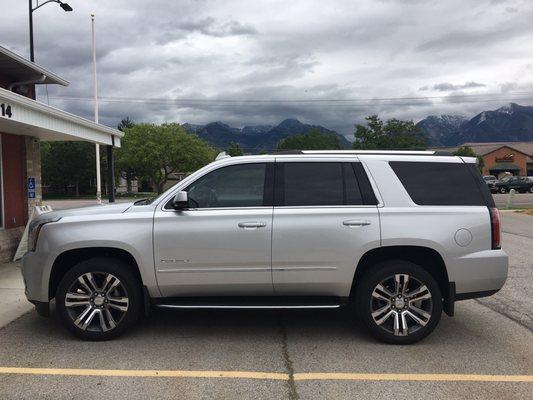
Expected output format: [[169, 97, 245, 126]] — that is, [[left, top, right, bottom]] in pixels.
[[1, 0, 533, 136], [420, 82, 486, 92]]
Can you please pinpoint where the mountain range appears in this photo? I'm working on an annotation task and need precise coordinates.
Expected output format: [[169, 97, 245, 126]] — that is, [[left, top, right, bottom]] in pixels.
[[183, 118, 351, 153], [183, 103, 533, 153], [416, 103, 533, 146]]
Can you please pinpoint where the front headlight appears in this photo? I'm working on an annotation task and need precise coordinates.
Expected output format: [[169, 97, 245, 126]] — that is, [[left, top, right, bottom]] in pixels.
[[28, 217, 61, 252]]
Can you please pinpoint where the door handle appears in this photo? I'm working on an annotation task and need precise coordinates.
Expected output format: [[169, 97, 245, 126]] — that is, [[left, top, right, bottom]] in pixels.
[[343, 220, 371, 227], [238, 221, 267, 229]]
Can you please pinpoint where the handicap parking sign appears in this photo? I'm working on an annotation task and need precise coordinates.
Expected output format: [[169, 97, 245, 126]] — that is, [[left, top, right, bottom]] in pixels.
[[28, 177, 35, 190]]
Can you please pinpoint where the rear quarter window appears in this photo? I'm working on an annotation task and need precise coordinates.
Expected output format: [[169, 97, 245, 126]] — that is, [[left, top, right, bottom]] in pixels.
[[389, 161, 492, 206]]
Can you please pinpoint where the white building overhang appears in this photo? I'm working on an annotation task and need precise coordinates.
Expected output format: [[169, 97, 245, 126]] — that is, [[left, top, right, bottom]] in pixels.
[[0, 88, 122, 147]]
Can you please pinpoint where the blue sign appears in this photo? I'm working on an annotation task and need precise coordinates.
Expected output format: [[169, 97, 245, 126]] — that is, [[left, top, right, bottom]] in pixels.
[[28, 177, 35, 190], [28, 191, 36, 199]]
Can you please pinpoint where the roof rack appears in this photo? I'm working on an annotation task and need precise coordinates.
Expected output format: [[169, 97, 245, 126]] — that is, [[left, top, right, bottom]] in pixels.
[[274, 150, 453, 156]]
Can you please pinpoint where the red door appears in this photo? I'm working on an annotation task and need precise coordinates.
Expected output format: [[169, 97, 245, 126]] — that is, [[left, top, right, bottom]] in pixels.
[[1, 133, 25, 229]]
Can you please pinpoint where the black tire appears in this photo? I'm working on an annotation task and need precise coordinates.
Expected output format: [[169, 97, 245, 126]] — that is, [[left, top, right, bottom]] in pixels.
[[56, 257, 142, 341], [499, 187, 507, 194], [529, 186, 533, 194], [355, 260, 442, 345]]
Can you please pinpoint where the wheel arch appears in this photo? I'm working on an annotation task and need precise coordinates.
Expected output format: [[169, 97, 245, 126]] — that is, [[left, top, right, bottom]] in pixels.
[[350, 245, 450, 304], [49, 247, 143, 299]]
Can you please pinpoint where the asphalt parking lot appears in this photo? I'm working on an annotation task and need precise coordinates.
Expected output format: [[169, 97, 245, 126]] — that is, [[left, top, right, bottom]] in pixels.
[[0, 213, 531, 399]]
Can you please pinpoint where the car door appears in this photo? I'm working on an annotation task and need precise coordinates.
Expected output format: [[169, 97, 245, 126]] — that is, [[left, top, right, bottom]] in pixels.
[[271, 159, 381, 297], [153, 161, 274, 297]]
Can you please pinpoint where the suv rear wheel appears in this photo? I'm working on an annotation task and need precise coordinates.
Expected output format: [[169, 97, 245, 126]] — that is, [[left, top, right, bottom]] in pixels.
[[56, 257, 142, 341], [356, 260, 442, 344], [499, 186, 507, 193]]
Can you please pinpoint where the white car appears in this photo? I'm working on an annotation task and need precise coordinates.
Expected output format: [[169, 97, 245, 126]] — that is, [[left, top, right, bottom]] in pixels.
[[22, 150, 508, 344]]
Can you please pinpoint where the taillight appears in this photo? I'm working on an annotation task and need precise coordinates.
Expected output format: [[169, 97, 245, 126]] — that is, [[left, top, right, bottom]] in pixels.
[[489, 207, 501, 249]]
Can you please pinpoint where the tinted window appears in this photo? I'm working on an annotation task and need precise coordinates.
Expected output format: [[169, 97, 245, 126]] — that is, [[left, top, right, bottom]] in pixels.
[[278, 162, 363, 206], [186, 163, 267, 208], [389, 161, 489, 206]]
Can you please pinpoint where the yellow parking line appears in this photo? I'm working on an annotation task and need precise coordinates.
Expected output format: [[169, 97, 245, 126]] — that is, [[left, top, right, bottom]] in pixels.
[[0, 367, 531, 383], [293, 373, 533, 382], [0, 367, 288, 380]]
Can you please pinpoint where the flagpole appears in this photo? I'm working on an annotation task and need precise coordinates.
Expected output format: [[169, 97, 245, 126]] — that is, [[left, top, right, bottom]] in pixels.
[[91, 13, 101, 204]]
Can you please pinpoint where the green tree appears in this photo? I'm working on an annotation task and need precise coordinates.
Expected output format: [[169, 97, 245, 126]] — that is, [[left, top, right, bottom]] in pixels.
[[353, 115, 426, 149], [115, 123, 216, 194], [227, 141, 244, 156], [277, 128, 343, 151], [453, 145, 485, 171], [41, 141, 97, 196], [117, 116, 135, 132]]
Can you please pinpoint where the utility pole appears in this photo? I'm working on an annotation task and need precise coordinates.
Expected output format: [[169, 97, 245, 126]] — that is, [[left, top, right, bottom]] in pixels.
[[29, 0, 34, 61], [91, 13, 102, 204]]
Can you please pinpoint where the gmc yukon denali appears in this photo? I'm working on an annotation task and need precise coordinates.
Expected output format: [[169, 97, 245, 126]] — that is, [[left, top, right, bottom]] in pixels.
[[22, 150, 508, 344]]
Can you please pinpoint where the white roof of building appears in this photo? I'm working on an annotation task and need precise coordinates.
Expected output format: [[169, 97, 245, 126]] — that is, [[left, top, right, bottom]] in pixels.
[[0, 87, 123, 146], [0, 45, 69, 86]]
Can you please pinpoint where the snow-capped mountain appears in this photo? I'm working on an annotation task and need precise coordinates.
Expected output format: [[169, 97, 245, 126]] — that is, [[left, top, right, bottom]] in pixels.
[[417, 103, 533, 145], [415, 115, 468, 146]]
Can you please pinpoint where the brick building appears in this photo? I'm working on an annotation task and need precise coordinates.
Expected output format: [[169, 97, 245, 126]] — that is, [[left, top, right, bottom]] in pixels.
[[0, 45, 122, 262], [441, 142, 533, 178]]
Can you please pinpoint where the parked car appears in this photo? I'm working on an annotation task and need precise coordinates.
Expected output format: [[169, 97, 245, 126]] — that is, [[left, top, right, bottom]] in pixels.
[[22, 150, 508, 344], [483, 175, 497, 190], [492, 176, 533, 194]]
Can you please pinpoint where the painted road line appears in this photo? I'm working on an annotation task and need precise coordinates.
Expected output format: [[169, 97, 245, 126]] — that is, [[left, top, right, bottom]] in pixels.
[[0, 367, 288, 380], [293, 373, 533, 382], [0, 368, 532, 383]]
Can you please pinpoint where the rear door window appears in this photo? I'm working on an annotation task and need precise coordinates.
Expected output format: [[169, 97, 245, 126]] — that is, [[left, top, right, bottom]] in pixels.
[[389, 161, 491, 206], [275, 162, 375, 206]]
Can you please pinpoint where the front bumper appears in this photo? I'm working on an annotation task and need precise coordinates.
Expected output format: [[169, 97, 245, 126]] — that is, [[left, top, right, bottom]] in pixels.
[[21, 250, 51, 303]]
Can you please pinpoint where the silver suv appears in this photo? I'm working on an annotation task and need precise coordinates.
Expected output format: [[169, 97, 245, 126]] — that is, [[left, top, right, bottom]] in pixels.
[[22, 150, 508, 344]]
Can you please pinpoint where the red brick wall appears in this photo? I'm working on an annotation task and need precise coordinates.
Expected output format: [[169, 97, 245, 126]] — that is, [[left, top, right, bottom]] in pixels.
[[1, 133, 26, 228]]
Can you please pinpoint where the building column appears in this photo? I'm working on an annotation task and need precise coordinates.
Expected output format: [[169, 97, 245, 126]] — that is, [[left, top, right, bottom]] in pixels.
[[107, 144, 115, 203]]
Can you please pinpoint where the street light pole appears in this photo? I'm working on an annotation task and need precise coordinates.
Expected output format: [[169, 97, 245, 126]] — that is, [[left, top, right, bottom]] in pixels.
[[28, 0, 73, 63], [91, 13, 102, 204], [29, 0, 35, 61]]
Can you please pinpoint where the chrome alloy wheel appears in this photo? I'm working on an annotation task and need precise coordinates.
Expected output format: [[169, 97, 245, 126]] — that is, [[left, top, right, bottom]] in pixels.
[[370, 274, 432, 337], [64, 272, 129, 333]]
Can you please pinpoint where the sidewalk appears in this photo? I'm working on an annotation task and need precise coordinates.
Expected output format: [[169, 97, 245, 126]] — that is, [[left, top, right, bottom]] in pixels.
[[0, 262, 34, 328]]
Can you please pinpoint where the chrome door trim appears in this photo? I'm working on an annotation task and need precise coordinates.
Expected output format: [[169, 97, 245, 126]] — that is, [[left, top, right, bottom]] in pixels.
[[272, 266, 337, 272], [156, 267, 272, 273]]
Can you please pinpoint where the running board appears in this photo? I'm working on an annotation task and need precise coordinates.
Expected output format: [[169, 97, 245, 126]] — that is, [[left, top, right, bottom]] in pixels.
[[152, 296, 346, 310], [155, 304, 341, 310]]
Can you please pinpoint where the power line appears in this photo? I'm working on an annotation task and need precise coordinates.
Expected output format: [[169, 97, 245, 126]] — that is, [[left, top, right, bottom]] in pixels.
[[48, 91, 533, 106]]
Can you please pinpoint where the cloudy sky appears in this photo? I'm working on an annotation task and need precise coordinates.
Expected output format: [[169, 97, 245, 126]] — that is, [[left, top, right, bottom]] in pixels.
[[2, 0, 533, 136]]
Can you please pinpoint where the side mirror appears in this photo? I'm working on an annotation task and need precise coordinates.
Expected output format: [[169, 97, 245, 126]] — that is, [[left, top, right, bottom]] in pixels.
[[172, 191, 188, 210]]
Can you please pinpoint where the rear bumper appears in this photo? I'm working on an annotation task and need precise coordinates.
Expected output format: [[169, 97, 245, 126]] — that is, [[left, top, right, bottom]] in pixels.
[[447, 249, 508, 295], [444, 249, 508, 316]]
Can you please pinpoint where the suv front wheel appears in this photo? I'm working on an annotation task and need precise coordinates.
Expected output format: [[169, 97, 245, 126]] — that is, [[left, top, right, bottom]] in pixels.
[[356, 260, 442, 344], [56, 257, 142, 340]]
